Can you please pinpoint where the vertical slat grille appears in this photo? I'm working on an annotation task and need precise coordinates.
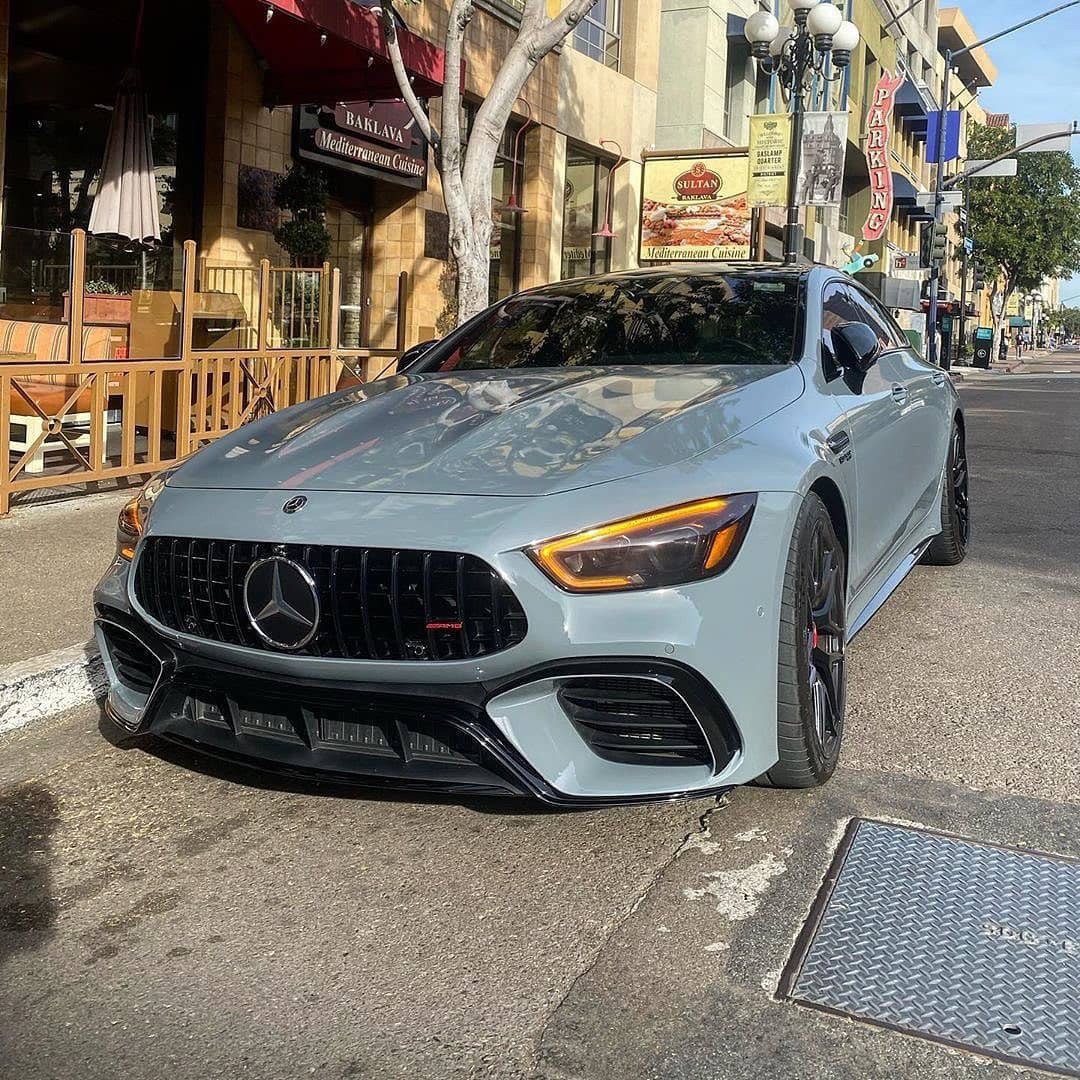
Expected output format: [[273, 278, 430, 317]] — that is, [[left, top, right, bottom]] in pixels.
[[135, 537, 527, 662]]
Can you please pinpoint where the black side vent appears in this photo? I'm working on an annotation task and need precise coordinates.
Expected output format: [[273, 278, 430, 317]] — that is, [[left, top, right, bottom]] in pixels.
[[557, 677, 711, 767], [102, 627, 162, 696]]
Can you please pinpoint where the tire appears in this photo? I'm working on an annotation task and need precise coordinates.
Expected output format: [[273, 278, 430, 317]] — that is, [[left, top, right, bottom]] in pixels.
[[761, 494, 847, 789], [921, 421, 969, 567]]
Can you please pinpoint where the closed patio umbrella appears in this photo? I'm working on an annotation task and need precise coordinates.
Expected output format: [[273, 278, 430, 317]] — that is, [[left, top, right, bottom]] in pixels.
[[88, 68, 161, 245]]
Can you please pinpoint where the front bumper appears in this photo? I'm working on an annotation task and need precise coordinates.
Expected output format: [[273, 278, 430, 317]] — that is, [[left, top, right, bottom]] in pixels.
[[95, 610, 743, 806], [93, 487, 799, 803]]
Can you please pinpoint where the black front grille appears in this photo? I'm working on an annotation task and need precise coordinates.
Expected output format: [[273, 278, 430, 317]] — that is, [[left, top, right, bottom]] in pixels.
[[558, 677, 711, 767], [135, 537, 527, 661]]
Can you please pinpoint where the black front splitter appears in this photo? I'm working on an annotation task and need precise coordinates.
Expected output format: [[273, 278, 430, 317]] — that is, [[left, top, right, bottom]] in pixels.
[[98, 608, 735, 809]]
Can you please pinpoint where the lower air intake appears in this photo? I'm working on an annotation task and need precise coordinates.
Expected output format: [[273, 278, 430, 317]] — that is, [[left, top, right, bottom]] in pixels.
[[557, 676, 711, 767], [100, 624, 163, 696]]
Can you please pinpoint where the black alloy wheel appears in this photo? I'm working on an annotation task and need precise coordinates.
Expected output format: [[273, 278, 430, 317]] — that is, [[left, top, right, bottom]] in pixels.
[[950, 425, 970, 546], [806, 519, 847, 762], [761, 494, 847, 789], [922, 421, 969, 566]]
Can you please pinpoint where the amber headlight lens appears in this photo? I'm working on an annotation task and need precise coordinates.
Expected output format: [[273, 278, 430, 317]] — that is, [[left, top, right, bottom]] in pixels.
[[116, 470, 174, 560], [527, 494, 757, 593]]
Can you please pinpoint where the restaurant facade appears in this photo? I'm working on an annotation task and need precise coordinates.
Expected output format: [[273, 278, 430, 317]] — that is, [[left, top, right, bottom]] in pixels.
[[0, 0, 661, 355]]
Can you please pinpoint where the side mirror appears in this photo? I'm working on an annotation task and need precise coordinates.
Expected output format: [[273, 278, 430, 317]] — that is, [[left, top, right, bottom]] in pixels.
[[397, 339, 438, 372], [832, 322, 881, 374]]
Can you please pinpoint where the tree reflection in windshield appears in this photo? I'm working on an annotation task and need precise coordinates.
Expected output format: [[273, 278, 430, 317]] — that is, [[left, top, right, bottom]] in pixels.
[[435, 271, 805, 371]]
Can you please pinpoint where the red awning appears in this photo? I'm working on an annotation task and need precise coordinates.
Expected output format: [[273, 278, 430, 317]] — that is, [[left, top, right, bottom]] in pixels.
[[222, 0, 447, 104]]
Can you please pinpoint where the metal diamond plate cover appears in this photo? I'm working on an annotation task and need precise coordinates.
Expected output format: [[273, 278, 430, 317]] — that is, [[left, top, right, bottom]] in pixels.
[[783, 820, 1080, 1076]]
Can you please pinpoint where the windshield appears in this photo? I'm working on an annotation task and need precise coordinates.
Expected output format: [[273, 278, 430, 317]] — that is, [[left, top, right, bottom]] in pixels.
[[426, 271, 805, 372]]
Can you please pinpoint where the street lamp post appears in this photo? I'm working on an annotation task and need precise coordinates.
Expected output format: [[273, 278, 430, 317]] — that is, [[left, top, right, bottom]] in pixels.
[[745, 2, 860, 266]]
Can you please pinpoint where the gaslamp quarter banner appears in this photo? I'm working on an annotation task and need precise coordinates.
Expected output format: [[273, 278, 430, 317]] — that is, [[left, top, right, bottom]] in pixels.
[[640, 150, 752, 262]]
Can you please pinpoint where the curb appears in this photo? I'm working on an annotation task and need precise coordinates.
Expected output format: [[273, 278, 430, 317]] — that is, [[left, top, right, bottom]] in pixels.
[[0, 641, 107, 736]]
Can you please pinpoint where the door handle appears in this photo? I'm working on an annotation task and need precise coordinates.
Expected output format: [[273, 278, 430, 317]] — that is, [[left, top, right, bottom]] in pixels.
[[931, 371, 946, 386], [891, 383, 910, 406]]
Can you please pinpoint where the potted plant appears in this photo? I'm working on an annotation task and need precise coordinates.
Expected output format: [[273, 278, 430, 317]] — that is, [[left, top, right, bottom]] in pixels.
[[273, 166, 332, 267], [64, 278, 132, 325]]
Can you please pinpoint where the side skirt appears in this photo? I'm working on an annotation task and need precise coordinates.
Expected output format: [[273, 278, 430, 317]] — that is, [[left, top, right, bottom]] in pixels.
[[846, 538, 933, 643]]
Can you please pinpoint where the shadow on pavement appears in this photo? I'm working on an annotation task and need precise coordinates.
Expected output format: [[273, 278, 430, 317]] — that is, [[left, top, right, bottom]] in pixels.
[[0, 782, 60, 965]]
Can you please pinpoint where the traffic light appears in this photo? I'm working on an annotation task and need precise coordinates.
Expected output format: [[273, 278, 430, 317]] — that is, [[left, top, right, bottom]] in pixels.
[[930, 222, 948, 265], [920, 221, 949, 269], [972, 264, 986, 292]]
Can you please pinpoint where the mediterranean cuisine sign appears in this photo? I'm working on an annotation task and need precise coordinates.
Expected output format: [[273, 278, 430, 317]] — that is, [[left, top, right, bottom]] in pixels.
[[861, 71, 906, 242], [296, 100, 428, 190], [640, 150, 752, 261]]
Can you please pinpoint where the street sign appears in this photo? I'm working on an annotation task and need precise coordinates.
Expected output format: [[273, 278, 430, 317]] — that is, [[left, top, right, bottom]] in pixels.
[[963, 237, 974, 256], [1015, 123, 1074, 153], [965, 158, 1018, 179], [916, 191, 963, 212]]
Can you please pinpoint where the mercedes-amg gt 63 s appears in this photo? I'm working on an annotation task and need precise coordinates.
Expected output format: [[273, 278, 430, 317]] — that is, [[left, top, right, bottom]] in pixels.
[[94, 265, 968, 805]]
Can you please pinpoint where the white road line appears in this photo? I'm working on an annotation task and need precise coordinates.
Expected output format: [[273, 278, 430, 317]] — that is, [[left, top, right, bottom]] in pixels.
[[0, 642, 106, 736]]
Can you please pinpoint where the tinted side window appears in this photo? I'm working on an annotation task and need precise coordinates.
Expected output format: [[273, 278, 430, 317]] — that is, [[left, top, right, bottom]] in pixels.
[[821, 283, 865, 373], [859, 289, 911, 350], [843, 287, 901, 350]]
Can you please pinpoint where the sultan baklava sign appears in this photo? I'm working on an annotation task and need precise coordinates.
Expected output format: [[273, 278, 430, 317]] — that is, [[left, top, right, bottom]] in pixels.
[[640, 151, 752, 261]]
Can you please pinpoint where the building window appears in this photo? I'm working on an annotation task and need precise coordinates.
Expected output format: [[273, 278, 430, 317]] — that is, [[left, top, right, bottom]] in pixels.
[[724, 40, 750, 142], [572, 0, 620, 70], [562, 148, 613, 280], [490, 120, 525, 305]]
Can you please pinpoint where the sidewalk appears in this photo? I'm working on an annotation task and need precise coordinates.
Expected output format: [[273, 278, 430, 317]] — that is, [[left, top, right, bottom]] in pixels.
[[0, 491, 127, 732], [0, 490, 128, 666]]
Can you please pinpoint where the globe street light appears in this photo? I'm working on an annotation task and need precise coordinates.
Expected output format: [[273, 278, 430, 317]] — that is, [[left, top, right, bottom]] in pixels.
[[746, 2, 860, 264]]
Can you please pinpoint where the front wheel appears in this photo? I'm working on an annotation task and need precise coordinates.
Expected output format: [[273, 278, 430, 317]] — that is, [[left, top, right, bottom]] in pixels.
[[921, 421, 969, 566], [762, 494, 847, 789]]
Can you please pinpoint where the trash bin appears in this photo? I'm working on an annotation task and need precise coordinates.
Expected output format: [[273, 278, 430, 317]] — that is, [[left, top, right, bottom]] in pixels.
[[972, 327, 993, 369]]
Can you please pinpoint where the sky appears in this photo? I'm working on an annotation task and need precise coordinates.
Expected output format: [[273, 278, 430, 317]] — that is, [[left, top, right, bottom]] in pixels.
[[964, 1, 1080, 298]]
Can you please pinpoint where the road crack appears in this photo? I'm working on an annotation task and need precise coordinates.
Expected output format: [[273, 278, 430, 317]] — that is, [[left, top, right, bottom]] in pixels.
[[532, 792, 729, 1076]]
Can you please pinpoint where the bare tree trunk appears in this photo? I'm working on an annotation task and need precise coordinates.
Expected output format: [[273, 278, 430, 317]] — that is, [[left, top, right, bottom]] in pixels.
[[381, 0, 600, 327], [991, 278, 1017, 358]]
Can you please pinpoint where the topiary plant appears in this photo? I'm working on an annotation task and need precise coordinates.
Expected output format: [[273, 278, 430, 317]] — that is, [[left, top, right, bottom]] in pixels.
[[273, 165, 332, 267]]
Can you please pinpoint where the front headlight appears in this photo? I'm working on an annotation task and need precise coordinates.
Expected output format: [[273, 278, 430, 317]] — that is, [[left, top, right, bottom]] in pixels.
[[116, 469, 175, 560], [526, 494, 757, 593]]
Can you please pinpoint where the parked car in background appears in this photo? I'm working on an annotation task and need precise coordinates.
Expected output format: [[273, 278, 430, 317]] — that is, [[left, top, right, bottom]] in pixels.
[[94, 265, 968, 805]]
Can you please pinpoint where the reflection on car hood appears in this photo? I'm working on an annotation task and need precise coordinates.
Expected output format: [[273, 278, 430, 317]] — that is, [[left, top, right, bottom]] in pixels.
[[170, 366, 804, 496]]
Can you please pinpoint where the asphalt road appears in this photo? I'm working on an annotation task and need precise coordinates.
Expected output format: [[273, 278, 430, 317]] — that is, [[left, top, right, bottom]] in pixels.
[[2, 366, 1079, 1080]]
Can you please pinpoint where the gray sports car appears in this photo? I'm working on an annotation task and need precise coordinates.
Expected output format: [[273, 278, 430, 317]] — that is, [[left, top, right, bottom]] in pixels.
[[94, 264, 968, 805]]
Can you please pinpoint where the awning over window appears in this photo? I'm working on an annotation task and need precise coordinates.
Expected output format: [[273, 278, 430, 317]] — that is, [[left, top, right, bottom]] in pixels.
[[894, 81, 929, 142], [222, 0, 448, 105], [892, 171, 933, 220]]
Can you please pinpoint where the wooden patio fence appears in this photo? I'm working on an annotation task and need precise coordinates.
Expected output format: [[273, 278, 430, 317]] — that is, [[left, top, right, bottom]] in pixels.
[[0, 230, 409, 515]]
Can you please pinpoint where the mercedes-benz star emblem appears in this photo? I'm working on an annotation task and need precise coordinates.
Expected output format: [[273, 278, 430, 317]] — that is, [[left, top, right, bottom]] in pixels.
[[282, 495, 307, 514], [242, 557, 320, 651]]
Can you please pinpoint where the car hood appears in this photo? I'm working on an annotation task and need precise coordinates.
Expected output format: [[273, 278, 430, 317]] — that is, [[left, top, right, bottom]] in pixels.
[[170, 365, 804, 497]]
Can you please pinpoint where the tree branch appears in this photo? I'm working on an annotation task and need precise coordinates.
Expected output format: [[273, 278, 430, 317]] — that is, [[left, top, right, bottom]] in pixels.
[[521, 0, 547, 32], [380, 0, 439, 151], [526, 0, 600, 61], [438, 0, 473, 179]]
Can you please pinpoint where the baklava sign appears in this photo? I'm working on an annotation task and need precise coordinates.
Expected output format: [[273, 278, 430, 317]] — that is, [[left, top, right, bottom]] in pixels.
[[640, 152, 752, 261]]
